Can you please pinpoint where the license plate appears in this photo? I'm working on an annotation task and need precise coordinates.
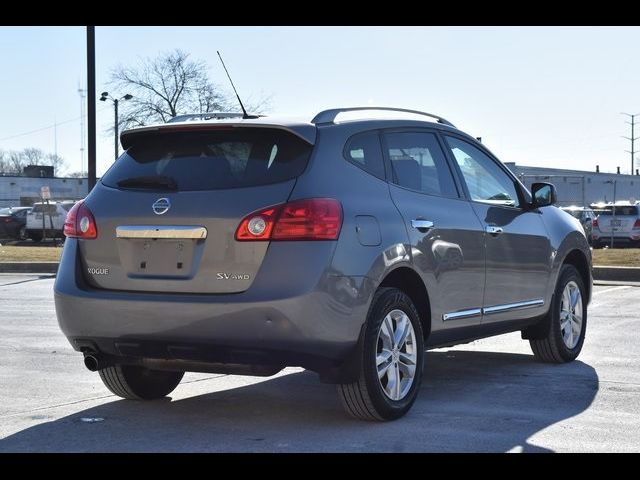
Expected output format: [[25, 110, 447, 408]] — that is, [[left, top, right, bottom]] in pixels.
[[611, 219, 622, 227], [35, 214, 43, 220]]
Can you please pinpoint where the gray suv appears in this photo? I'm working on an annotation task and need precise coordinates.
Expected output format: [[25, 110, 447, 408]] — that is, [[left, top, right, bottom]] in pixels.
[[54, 107, 592, 421]]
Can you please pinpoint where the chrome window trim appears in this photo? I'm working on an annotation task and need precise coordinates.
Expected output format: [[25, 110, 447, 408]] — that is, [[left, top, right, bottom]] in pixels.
[[116, 225, 208, 239]]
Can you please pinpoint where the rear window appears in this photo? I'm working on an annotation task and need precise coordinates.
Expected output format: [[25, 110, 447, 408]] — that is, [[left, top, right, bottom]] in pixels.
[[31, 204, 57, 215], [599, 206, 639, 216], [102, 129, 313, 191]]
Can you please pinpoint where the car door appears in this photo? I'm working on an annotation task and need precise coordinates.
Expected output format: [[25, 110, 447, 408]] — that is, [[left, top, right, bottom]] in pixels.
[[442, 135, 552, 325], [382, 130, 486, 333]]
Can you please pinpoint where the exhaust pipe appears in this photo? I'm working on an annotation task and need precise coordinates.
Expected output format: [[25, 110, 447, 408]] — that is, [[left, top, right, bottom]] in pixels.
[[83, 354, 100, 372]]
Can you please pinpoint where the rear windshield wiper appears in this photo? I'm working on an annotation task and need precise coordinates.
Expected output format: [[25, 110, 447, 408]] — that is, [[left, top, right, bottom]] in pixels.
[[117, 175, 178, 190]]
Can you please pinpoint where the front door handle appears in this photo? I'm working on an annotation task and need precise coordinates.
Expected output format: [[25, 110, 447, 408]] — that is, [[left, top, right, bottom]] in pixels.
[[411, 219, 434, 232], [486, 225, 504, 236]]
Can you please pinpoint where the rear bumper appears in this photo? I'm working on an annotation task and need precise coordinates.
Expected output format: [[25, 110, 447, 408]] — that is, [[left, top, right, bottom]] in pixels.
[[54, 239, 374, 373], [592, 232, 640, 244]]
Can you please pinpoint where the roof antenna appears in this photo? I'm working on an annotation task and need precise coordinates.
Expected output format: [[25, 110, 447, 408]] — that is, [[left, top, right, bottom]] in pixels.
[[217, 51, 257, 120]]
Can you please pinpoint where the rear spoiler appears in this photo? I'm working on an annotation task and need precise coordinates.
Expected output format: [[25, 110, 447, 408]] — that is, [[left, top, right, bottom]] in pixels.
[[120, 121, 316, 149]]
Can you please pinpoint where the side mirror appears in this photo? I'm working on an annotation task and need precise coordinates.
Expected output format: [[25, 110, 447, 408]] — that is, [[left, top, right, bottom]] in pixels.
[[531, 182, 557, 208]]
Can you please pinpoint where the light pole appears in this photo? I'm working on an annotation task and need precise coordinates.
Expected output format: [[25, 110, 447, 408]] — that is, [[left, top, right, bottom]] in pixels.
[[604, 179, 617, 248], [100, 92, 133, 161]]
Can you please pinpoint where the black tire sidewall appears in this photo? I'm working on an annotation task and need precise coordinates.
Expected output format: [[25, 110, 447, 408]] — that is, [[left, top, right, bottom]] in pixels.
[[550, 265, 587, 361], [362, 288, 424, 420]]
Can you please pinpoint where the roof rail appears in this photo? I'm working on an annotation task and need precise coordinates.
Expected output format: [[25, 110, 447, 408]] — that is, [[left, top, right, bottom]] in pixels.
[[167, 112, 263, 123], [311, 107, 456, 128]]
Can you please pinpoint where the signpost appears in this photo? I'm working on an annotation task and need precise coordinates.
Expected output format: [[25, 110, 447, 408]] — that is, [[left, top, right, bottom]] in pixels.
[[40, 186, 53, 243]]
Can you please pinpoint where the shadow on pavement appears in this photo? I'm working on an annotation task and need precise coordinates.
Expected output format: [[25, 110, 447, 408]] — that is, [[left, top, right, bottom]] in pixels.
[[0, 350, 598, 452]]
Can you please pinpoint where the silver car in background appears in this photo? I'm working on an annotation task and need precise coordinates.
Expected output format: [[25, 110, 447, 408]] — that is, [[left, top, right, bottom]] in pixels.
[[591, 201, 640, 248], [54, 107, 592, 421]]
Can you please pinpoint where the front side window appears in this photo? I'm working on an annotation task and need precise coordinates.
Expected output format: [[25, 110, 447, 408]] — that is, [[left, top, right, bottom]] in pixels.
[[384, 132, 458, 197], [445, 136, 520, 207]]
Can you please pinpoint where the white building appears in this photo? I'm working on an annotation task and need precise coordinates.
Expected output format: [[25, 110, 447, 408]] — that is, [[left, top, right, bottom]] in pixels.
[[505, 163, 640, 207], [0, 175, 88, 208]]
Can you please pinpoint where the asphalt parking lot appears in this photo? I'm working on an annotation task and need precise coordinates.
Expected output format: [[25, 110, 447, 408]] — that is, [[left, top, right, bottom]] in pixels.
[[0, 274, 638, 452]]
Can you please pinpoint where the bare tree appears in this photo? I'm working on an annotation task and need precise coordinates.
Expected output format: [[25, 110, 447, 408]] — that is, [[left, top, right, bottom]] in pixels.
[[109, 49, 270, 129], [0, 148, 66, 176]]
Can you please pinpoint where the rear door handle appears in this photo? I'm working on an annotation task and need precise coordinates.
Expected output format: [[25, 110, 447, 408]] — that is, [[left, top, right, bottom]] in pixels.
[[411, 219, 434, 231], [485, 225, 504, 236]]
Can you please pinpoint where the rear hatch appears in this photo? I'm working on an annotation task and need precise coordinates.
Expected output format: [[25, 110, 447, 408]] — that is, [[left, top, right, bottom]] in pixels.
[[81, 126, 313, 294], [595, 205, 639, 234]]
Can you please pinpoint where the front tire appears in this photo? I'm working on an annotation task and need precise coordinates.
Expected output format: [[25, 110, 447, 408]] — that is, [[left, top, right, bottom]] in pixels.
[[529, 265, 587, 363], [338, 288, 424, 421], [99, 365, 184, 400]]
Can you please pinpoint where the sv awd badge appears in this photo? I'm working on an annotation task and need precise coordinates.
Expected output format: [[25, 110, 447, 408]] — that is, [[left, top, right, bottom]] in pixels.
[[216, 273, 250, 280]]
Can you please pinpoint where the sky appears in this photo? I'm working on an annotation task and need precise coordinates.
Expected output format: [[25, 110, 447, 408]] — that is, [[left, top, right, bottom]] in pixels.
[[0, 26, 639, 177]]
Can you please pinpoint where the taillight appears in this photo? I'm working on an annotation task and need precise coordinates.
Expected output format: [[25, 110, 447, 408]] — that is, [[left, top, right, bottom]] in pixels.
[[634, 219, 640, 229], [235, 198, 342, 241], [63, 200, 97, 239], [592, 218, 599, 228]]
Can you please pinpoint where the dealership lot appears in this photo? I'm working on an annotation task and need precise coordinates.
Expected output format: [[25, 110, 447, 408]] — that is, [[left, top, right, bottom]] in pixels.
[[0, 274, 638, 452]]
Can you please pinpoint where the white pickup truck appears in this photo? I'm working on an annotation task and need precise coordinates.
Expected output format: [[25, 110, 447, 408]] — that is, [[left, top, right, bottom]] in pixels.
[[26, 200, 77, 242]]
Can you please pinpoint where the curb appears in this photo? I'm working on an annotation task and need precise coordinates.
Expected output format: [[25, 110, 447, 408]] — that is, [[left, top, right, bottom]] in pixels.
[[593, 266, 640, 283], [1, 263, 639, 283], [0, 262, 59, 274]]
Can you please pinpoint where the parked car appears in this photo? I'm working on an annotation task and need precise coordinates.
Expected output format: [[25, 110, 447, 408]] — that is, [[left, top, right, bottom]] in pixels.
[[26, 200, 77, 242], [591, 201, 640, 248], [560, 206, 597, 244], [0, 206, 32, 240], [54, 107, 592, 421]]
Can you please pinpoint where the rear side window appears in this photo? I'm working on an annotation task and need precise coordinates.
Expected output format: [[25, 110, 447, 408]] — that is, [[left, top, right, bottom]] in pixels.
[[599, 206, 639, 216], [384, 132, 458, 198], [344, 131, 385, 180], [102, 128, 313, 191]]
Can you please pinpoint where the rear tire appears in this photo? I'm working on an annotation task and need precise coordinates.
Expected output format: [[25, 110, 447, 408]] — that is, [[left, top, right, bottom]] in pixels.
[[99, 365, 184, 400], [529, 265, 587, 363], [28, 232, 43, 242], [338, 287, 424, 421]]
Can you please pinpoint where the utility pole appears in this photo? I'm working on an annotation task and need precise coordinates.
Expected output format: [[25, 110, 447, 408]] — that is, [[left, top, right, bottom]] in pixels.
[[622, 112, 639, 175], [114, 98, 119, 160], [78, 82, 86, 176], [87, 26, 96, 191]]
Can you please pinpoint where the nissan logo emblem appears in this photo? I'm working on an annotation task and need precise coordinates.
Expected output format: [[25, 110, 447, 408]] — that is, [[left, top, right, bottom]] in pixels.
[[152, 198, 171, 215]]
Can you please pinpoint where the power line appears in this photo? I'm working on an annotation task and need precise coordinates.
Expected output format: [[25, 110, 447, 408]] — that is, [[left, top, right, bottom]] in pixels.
[[0, 105, 110, 143]]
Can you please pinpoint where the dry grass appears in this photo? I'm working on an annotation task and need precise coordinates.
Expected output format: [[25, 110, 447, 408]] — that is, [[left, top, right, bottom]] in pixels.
[[591, 248, 640, 267], [0, 245, 63, 262], [1, 244, 639, 267]]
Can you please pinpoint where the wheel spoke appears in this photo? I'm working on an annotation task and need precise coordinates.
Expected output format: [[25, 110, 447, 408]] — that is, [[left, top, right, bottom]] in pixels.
[[385, 361, 398, 398], [560, 318, 571, 332], [380, 315, 394, 349], [394, 315, 410, 348], [393, 363, 401, 400], [570, 287, 580, 310], [398, 357, 416, 378]]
